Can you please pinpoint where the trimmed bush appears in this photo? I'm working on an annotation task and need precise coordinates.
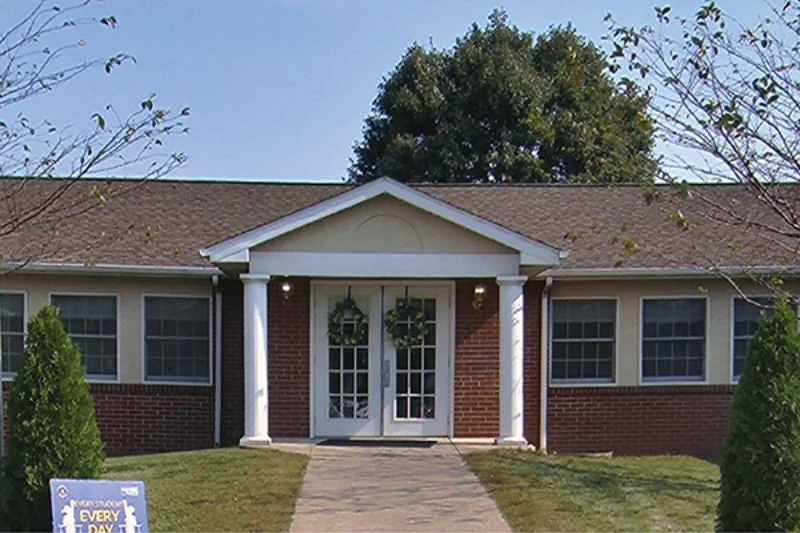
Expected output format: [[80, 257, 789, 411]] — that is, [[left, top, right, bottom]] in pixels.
[[717, 297, 800, 531], [1, 305, 104, 532]]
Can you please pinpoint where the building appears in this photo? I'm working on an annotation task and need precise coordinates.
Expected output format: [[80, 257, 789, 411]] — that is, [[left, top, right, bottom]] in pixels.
[[0, 177, 788, 456]]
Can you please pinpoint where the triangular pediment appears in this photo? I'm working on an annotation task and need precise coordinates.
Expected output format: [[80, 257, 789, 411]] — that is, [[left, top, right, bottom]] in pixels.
[[200, 177, 563, 266]]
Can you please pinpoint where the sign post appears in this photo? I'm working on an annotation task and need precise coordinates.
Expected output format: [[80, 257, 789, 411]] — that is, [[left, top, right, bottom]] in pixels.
[[49, 479, 149, 533]]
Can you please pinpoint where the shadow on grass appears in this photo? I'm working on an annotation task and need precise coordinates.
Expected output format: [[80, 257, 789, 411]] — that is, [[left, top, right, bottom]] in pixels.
[[467, 450, 719, 532], [497, 452, 716, 493]]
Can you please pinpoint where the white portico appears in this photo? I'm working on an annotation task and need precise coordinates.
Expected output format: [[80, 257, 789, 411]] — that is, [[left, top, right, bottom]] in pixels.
[[200, 178, 564, 446]]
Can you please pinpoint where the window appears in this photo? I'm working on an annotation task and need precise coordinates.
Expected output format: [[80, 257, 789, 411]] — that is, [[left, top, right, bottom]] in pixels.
[[551, 299, 616, 382], [51, 294, 118, 380], [733, 297, 776, 379], [642, 298, 706, 382], [144, 296, 210, 383], [1, 293, 25, 375]]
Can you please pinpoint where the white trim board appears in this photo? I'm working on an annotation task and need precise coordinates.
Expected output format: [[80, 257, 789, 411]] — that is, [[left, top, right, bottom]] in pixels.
[[252, 252, 520, 278], [201, 177, 564, 266]]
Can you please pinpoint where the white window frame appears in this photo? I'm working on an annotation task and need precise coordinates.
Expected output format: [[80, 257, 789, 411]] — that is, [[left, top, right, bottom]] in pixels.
[[1, 290, 28, 381], [141, 293, 213, 386], [49, 292, 121, 383], [639, 295, 710, 385], [549, 296, 619, 387]]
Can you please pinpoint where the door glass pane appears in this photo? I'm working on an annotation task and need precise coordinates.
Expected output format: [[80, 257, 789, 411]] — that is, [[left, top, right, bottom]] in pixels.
[[394, 297, 437, 420], [328, 297, 369, 419], [356, 396, 369, 419]]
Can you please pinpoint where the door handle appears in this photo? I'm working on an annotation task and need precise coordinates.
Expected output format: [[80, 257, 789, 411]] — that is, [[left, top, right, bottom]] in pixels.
[[382, 360, 390, 388]]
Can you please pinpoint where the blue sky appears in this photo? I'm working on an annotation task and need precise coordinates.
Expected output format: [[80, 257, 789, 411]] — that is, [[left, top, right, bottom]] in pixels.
[[6, 0, 755, 183]]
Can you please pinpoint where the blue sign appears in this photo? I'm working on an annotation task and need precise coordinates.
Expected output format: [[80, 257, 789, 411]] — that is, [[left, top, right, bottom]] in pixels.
[[49, 479, 148, 533]]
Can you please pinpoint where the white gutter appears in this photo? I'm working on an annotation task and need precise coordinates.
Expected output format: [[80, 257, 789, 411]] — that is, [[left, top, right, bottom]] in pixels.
[[2, 262, 222, 278], [537, 266, 800, 280], [539, 276, 553, 453], [212, 275, 223, 446]]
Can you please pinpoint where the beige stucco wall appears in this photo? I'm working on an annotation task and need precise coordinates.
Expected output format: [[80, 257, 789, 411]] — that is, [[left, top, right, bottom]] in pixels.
[[254, 196, 514, 254], [551, 278, 795, 386], [0, 273, 212, 384]]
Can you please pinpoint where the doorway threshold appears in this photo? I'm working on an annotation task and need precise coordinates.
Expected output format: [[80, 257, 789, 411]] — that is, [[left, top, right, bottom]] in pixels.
[[317, 438, 437, 448]]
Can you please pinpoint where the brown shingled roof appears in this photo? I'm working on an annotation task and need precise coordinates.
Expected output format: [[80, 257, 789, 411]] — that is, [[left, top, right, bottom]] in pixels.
[[0, 177, 793, 271]]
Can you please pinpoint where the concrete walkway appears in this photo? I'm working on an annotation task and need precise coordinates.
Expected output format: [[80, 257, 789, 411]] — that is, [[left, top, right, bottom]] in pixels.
[[288, 441, 511, 532]]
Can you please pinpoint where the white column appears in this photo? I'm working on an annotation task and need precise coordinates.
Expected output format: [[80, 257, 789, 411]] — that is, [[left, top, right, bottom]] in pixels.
[[496, 276, 527, 446], [240, 274, 272, 447]]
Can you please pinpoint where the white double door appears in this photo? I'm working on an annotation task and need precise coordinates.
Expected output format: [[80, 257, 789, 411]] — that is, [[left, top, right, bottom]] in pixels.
[[313, 284, 451, 438]]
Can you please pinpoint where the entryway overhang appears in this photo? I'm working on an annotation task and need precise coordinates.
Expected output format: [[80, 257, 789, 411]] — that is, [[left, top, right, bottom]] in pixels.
[[200, 177, 566, 276]]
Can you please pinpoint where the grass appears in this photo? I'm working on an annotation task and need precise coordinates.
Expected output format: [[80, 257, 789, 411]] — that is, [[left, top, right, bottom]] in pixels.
[[104, 448, 309, 532], [465, 450, 719, 532]]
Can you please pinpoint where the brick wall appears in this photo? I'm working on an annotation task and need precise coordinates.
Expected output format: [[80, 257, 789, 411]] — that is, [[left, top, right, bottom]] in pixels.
[[453, 279, 500, 438], [91, 384, 214, 456], [548, 385, 735, 457], [2, 381, 214, 457]]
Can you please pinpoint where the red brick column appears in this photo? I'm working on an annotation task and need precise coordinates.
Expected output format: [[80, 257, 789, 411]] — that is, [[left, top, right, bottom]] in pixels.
[[220, 278, 245, 446], [267, 277, 311, 438], [523, 281, 543, 448], [453, 279, 500, 438]]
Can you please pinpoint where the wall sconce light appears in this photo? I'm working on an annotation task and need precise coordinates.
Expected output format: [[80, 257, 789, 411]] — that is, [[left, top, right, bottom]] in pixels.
[[472, 283, 487, 310], [280, 280, 292, 301]]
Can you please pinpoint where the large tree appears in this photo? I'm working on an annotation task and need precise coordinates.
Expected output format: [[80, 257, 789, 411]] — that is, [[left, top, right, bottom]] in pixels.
[[0, 0, 189, 271], [606, 2, 800, 283], [349, 10, 656, 184]]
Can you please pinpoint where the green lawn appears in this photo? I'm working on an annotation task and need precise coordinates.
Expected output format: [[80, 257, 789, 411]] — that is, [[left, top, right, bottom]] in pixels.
[[104, 448, 308, 532], [465, 450, 719, 532]]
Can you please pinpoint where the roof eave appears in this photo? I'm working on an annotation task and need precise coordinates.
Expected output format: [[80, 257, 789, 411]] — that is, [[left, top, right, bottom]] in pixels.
[[3, 262, 222, 278], [537, 266, 800, 280]]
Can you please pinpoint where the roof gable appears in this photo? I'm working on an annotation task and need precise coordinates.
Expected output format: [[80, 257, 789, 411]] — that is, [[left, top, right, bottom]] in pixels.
[[200, 177, 565, 266]]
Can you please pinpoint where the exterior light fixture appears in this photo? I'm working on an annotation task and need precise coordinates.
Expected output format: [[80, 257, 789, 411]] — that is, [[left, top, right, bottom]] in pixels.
[[280, 280, 292, 301], [473, 283, 487, 310]]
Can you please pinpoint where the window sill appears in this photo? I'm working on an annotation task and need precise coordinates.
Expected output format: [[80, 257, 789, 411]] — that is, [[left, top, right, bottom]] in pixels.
[[640, 378, 707, 386], [143, 379, 213, 387], [86, 376, 120, 384], [550, 380, 616, 388], [3, 374, 119, 383]]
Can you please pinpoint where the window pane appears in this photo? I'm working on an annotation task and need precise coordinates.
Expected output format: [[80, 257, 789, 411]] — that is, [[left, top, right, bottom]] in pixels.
[[1, 293, 25, 374], [551, 300, 616, 382], [144, 297, 210, 382], [732, 297, 776, 378], [642, 299, 706, 381], [51, 295, 117, 379]]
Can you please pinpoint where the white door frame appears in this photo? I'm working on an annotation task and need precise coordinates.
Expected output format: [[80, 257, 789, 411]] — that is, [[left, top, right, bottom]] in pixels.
[[309, 280, 456, 439]]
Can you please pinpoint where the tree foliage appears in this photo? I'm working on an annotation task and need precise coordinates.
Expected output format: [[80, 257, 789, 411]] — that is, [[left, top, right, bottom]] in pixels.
[[606, 2, 800, 276], [717, 297, 800, 531], [1, 305, 105, 532], [0, 0, 189, 271], [349, 10, 656, 184]]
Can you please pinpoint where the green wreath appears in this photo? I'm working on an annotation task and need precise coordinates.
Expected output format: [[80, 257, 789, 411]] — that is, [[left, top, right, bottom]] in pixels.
[[328, 297, 369, 346], [385, 299, 428, 348]]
